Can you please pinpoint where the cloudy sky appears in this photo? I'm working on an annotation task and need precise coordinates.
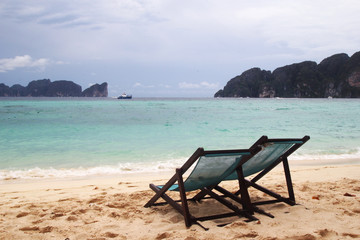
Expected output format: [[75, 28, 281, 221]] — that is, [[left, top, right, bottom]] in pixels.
[[1, 0, 359, 97]]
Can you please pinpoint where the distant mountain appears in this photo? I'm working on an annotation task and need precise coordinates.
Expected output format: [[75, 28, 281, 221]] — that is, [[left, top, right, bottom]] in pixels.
[[0, 79, 108, 97], [214, 51, 360, 98], [81, 82, 108, 97]]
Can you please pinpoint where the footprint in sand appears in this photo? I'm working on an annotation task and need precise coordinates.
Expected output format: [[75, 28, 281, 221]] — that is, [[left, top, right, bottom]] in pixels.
[[71, 209, 87, 215], [104, 232, 119, 238], [58, 197, 77, 202], [109, 212, 121, 218], [286, 233, 316, 240], [88, 196, 105, 204], [32, 219, 43, 224], [352, 208, 360, 213], [20, 226, 40, 231], [156, 232, 172, 239], [20, 226, 53, 233], [10, 204, 22, 209], [39, 226, 53, 233], [234, 231, 259, 238], [342, 233, 360, 238], [51, 212, 65, 219], [16, 212, 29, 218], [66, 216, 78, 221], [316, 229, 338, 238]]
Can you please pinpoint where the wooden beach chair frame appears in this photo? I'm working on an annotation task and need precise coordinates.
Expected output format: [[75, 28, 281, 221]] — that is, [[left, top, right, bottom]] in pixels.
[[193, 135, 310, 218], [144, 146, 262, 229]]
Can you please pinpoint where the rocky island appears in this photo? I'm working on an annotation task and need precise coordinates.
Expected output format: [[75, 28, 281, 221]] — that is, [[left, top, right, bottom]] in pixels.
[[215, 51, 360, 98], [0, 79, 108, 97]]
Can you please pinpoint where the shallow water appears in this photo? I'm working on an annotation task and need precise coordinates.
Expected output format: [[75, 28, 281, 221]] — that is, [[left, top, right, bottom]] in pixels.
[[0, 97, 359, 179]]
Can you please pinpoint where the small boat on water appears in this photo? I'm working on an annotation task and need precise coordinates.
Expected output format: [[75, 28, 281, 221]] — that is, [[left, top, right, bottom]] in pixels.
[[117, 93, 132, 99]]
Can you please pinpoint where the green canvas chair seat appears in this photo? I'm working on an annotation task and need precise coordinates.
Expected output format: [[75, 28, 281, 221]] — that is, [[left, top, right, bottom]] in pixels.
[[226, 140, 304, 180], [164, 152, 250, 192], [144, 147, 261, 229]]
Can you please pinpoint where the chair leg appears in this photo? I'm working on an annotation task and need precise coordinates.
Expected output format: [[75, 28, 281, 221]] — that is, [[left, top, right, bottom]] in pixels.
[[283, 158, 295, 204], [176, 168, 192, 227], [235, 158, 296, 206], [236, 167, 254, 214], [148, 184, 184, 214], [144, 174, 178, 207]]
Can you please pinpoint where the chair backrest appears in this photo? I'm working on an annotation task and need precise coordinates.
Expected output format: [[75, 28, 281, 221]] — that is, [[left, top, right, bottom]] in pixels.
[[225, 137, 309, 180], [170, 151, 252, 192]]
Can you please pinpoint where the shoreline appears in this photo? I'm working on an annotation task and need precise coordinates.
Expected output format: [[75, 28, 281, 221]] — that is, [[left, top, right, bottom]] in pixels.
[[1, 163, 359, 191], [1, 157, 359, 185]]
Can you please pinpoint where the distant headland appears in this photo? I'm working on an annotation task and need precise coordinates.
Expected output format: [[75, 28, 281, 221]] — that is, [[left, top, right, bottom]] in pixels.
[[215, 51, 360, 98], [0, 79, 108, 97]]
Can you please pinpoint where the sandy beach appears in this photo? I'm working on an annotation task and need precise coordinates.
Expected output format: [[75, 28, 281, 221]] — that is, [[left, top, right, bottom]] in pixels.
[[1, 161, 359, 240]]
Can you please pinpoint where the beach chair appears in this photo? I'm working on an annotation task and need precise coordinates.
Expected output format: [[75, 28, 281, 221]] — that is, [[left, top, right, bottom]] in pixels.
[[144, 146, 262, 229], [193, 135, 310, 217]]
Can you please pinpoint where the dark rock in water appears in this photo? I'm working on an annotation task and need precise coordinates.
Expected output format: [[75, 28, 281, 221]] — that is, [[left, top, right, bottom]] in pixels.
[[0, 79, 108, 97], [344, 51, 360, 96], [215, 51, 360, 98], [47, 80, 82, 97], [26, 79, 51, 97], [272, 61, 320, 98], [26, 79, 82, 97], [318, 53, 349, 79], [10, 84, 28, 96], [318, 53, 350, 98], [0, 83, 10, 96], [82, 82, 108, 97], [215, 68, 273, 98]]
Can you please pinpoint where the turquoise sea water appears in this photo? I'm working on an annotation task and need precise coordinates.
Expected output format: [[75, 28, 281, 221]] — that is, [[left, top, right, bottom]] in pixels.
[[0, 97, 359, 180]]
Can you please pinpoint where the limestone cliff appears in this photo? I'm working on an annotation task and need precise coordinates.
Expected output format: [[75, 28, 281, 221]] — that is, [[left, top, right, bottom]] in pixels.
[[0, 80, 108, 97], [215, 51, 360, 98], [81, 82, 108, 97]]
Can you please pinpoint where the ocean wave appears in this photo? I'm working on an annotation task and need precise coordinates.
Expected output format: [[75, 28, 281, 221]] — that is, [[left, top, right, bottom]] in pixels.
[[1, 150, 360, 181], [289, 148, 360, 161], [0, 159, 186, 181]]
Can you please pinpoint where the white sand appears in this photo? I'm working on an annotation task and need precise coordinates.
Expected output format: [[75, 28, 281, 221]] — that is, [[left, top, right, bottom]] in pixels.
[[0, 161, 359, 240]]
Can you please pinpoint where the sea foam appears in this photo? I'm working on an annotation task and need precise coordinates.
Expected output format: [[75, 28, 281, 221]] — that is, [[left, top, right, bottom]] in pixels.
[[1, 150, 360, 181], [0, 158, 186, 180]]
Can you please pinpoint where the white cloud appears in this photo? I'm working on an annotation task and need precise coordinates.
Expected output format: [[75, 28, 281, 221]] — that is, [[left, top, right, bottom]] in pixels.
[[0, 55, 50, 72], [179, 82, 200, 89], [159, 84, 171, 89], [3, 1, 359, 64], [1, 1, 360, 97], [200, 81, 219, 89], [133, 82, 154, 88], [179, 81, 218, 89]]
